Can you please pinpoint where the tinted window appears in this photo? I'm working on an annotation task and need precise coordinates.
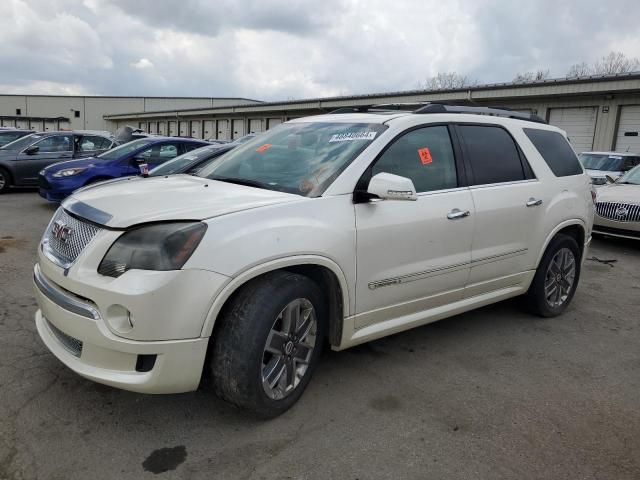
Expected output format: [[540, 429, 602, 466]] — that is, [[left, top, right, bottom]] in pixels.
[[78, 135, 112, 152], [371, 126, 457, 192], [525, 129, 584, 176], [460, 125, 525, 185], [139, 143, 180, 163], [33, 135, 72, 153], [0, 131, 27, 146]]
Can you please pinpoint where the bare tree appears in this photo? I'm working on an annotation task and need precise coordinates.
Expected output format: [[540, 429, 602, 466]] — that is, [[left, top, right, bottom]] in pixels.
[[593, 51, 640, 75], [421, 72, 478, 90], [566, 52, 640, 77], [567, 61, 591, 77], [513, 69, 550, 83]]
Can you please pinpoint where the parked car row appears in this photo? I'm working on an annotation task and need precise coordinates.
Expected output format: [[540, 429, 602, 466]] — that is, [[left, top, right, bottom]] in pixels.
[[0, 126, 249, 198]]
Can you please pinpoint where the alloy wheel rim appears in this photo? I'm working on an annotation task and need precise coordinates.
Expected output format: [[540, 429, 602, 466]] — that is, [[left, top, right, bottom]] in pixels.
[[261, 298, 317, 400], [544, 248, 576, 308]]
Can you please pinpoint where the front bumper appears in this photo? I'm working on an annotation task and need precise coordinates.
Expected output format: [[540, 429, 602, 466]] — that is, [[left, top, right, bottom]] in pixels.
[[594, 216, 640, 240], [33, 261, 225, 394]]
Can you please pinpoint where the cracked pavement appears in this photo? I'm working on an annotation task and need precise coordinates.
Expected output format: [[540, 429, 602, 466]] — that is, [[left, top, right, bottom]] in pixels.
[[1, 190, 639, 480]]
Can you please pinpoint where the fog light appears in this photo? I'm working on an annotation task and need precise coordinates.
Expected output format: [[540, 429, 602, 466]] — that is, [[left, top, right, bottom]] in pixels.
[[106, 305, 134, 334]]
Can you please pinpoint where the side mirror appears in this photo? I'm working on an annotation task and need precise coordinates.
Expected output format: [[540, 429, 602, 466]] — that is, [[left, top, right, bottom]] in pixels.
[[605, 174, 616, 184], [25, 145, 39, 155], [367, 172, 418, 201]]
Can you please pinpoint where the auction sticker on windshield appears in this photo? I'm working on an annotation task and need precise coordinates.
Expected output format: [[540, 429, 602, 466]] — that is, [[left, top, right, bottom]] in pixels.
[[329, 131, 377, 142]]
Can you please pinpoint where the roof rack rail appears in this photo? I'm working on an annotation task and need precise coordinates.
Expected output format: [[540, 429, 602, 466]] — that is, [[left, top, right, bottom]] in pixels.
[[414, 103, 547, 124], [328, 103, 429, 114]]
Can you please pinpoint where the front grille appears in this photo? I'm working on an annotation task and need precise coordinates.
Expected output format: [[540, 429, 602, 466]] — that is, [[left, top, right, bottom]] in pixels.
[[43, 208, 101, 267], [38, 174, 51, 190], [47, 320, 83, 357], [595, 202, 640, 223]]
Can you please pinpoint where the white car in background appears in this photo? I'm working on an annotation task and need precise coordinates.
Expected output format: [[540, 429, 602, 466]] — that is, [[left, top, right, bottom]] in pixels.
[[579, 151, 640, 186], [33, 104, 593, 417], [593, 164, 640, 240]]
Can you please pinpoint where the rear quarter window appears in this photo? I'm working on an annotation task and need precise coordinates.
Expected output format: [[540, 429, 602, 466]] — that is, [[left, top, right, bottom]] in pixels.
[[524, 128, 583, 177]]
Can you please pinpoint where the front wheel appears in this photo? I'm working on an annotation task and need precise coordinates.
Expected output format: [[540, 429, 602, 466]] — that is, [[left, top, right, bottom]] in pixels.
[[524, 234, 581, 317], [0, 168, 11, 193], [208, 271, 326, 417]]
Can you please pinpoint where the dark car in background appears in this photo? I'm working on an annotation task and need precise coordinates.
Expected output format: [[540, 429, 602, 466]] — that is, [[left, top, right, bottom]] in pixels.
[[38, 136, 210, 201], [0, 128, 36, 147], [149, 143, 236, 176], [0, 131, 116, 193]]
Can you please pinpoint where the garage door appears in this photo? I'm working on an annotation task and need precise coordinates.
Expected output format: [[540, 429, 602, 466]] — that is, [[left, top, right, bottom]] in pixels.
[[217, 120, 230, 140], [179, 121, 189, 137], [232, 119, 245, 140], [44, 120, 57, 132], [15, 119, 29, 129], [615, 105, 640, 153], [548, 107, 597, 153], [29, 119, 44, 131], [190, 120, 202, 138], [249, 119, 264, 133], [168, 121, 177, 136], [148, 122, 157, 134], [203, 120, 214, 139], [158, 122, 167, 135], [267, 118, 282, 130]]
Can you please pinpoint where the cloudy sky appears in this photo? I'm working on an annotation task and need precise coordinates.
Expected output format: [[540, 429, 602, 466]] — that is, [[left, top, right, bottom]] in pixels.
[[1, 0, 639, 101]]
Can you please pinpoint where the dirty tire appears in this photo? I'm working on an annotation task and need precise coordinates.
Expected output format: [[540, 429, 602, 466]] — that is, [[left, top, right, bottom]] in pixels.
[[524, 234, 581, 317], [0, 167, 11, 193], [208, 271, 326, 418]]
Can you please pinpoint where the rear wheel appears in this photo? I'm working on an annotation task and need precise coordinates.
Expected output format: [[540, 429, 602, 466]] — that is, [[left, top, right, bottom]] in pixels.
[[0, 168, 11, 193], [525, 234, 581, 317], [208, 271, 326, 417]]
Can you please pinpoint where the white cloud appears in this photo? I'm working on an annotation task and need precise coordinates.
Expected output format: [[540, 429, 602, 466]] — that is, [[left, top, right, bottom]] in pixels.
[[130, 58, 154, 69], [1, 0, 639, 100]]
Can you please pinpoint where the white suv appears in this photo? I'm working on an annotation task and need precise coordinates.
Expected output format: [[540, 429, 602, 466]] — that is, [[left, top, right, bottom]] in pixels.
[[33, 104, 594, 417]]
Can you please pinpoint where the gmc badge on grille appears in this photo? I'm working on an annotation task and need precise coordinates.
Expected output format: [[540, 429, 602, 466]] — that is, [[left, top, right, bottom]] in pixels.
[[52, 220, 73, 243]]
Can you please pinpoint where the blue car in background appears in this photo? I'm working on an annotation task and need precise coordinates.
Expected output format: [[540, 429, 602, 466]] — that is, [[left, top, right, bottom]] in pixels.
[[38, 136, 210, 201]]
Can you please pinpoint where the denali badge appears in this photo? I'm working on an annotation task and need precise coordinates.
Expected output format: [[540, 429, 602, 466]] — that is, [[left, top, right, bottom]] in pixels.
[[52, 220, 73, 243]]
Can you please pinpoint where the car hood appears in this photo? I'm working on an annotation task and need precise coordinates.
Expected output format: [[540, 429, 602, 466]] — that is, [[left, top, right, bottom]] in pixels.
[[43, 157, 103, 173], [585, 169, 622, 178], [596, 183, 640, 203], [62, 174, 303, 228]]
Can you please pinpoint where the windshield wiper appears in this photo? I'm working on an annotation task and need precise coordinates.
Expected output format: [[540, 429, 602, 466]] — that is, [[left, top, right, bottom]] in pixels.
[[209, 175, 272, 190]]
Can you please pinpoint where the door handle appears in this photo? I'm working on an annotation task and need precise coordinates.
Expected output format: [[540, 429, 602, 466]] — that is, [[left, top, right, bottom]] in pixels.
[[447, 209, 471, 220], [526, 198, 543, 207]]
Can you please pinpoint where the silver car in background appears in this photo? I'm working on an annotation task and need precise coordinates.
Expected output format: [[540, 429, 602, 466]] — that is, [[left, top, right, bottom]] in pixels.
[[594, 164, 640, 240]]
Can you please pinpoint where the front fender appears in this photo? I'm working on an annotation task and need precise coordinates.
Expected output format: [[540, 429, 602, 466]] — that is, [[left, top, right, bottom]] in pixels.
[[199, 254, 351, 337]]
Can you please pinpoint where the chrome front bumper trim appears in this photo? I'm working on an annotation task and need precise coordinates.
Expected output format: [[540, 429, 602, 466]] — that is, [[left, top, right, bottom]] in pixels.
[[33, 264, 100, 320]]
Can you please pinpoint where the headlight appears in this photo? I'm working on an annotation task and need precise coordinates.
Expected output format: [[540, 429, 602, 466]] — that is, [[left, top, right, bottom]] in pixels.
[[53, 168, 86, 177], [98, 222, 207, 278]]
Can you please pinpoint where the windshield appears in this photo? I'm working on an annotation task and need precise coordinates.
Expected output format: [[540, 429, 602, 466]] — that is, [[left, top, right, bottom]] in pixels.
[[579, 153, 626, 171], [97, 138, 155, 160], [198, 122, 387, 196], [0, 131, 29, 147], [149, 145, 225, 176], [0, 133, 42, 151], [618, 165, 640, 185]]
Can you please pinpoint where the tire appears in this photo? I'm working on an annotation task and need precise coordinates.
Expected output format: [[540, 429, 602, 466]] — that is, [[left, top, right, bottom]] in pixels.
[[524, 234, 581, 317], [0, 168, 11, 194], [208, 271, 326, 417]]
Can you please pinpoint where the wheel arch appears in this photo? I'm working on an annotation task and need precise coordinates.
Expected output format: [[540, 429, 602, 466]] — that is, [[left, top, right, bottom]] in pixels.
[[200, 255, 350, 347], [536, 220, 587, 267], [0, 163, 14, 185]]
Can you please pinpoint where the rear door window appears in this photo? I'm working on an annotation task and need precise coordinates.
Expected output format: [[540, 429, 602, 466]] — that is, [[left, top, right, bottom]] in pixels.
[[524, 128, 583, 176], [458, 125, 527, 185]]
